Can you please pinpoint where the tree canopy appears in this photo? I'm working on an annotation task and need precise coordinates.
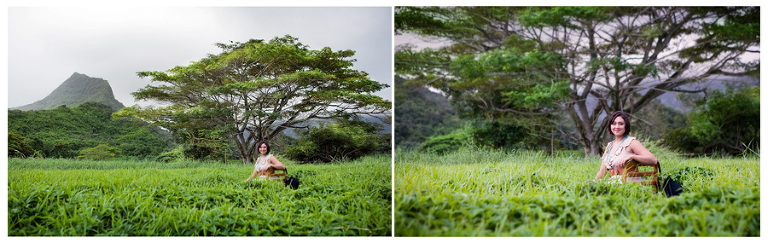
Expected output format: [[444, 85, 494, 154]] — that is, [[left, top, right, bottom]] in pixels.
[[121, 35, 391, 163]]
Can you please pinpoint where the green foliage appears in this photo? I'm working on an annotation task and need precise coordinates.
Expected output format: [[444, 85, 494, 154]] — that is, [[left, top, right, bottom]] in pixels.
[[419, 128, 472, 155], [665, 87, 759, 155], [129, 35, 390, 163], [285, 119, 385, 163], [701, 7, 759, 43], [397, 46, 567, 151], [395, 149, 759, 236], [444, 49, 567, 126], [181, 143, 233, 162], [8, 155, 391, 236], [471, 121, 537, 150], [518, 6, 614, 28], [394, 77, 460, 148], [78, 144, 121, 160], [117, 128, 169, 158], [503, 81, 571, 110], [394, 7, 447, 35], [155, 147, 186, 163], [8, 133, 37, 158], [451, 49, 564, 79], [264, 132, 297, 155], [639, 139, 682, 163], [8, 102, 173, 159], [420, 119, 556, 154], [632, 100, 687, 142]]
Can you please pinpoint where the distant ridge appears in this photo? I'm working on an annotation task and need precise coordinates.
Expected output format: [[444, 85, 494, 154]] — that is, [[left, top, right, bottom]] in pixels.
[[12, 72, 125, 111]]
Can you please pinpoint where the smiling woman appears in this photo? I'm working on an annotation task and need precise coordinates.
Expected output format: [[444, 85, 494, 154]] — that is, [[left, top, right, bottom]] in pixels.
[[244, 141, 287, 182], [594, 111, 658, 183]]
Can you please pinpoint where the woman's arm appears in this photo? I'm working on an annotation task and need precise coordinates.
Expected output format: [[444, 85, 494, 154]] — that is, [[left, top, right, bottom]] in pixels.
[[244, 167, 259, 182], [594, 142, 611, 181], [269, 156, 286, 170], [594, 163, 607, 181], [616, 140, 658, 167]]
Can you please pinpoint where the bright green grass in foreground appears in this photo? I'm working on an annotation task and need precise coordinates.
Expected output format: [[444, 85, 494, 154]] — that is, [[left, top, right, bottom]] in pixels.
[[395, 149, 759, 236], [9, 155, 392, 236]]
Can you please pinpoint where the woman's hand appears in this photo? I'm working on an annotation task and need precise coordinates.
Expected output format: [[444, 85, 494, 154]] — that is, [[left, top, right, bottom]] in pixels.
[[615, 155, 634, 168], [594, 162, 607, 181]]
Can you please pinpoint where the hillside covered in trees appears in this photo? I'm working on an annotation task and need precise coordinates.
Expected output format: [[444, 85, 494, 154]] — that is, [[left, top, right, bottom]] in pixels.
[[8, 102, 173, 159]]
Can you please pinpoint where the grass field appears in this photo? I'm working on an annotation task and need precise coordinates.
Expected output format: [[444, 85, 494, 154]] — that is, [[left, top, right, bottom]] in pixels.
[[8, 155, 392, 236], [395, 148, 759, 236]]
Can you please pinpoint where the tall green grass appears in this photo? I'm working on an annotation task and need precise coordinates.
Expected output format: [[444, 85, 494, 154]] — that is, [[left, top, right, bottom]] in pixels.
[[395, 148, 759, 236], [9, 155, 392, 236]]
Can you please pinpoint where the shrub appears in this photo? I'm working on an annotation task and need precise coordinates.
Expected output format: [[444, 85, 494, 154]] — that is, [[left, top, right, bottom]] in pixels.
[[78, 144, 121, 160], [156, 149, 185, 163], [471, 121, 529, 150], [665, 87, 759, 155], [419, 128, 472, 154], [8, 133, 37, 158], [285, 121, 382, 163], [117, 128, 169, 158]]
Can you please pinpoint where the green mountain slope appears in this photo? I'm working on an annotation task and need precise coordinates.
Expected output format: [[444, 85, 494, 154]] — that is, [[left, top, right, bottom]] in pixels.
[[13, 72, 125, 111]]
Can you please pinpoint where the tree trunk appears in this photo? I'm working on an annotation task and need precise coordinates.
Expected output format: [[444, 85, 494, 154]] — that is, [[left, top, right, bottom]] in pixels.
[[241, 151, 253, 164], [235, 133, 254, 164], [567, 96, 606, 157]]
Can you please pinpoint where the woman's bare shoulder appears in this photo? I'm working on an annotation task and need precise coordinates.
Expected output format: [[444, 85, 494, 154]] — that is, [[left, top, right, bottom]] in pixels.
[[627, 138, 650, 151]]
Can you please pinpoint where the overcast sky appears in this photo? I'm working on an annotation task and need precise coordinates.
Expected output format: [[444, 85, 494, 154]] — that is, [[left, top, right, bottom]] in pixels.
[[6, 7, 392, 108]]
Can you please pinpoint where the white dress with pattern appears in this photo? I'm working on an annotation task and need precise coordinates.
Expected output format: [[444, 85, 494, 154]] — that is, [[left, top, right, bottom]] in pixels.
[[601, 137, 641, 183], [254, 154, 277, 181]]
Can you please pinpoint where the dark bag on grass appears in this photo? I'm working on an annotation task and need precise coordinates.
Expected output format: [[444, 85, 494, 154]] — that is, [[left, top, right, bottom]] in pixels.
[[656, 161, 683, 197], [283, 169, 300, 190]]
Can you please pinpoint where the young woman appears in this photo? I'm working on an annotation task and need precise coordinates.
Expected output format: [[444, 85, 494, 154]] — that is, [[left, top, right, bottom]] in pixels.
[[244, 141, 286, 182], [594, 111, 657, 183]]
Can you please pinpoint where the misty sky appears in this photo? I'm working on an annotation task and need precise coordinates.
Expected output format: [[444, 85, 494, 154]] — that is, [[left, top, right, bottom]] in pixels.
[[6, 7, 392, 108]]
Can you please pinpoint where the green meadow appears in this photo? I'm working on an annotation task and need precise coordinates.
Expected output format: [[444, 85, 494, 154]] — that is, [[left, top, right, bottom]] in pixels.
[[395, 148, 759, 236], [8, 155, 391, 236]]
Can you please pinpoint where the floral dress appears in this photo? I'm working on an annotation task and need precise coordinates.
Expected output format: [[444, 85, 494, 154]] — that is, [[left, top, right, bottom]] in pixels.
[[254, 154, 276, 180], [601, 137, 640, 183]]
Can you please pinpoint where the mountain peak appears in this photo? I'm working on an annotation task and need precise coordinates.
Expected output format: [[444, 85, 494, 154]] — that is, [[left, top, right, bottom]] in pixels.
[[69, 72, 89, 79], [12, 72, 125, 111]]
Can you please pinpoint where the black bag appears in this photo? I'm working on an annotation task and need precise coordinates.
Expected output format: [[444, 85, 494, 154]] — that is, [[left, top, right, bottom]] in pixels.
[[283, 169, 300, 190], [656, 161, 683, 197]]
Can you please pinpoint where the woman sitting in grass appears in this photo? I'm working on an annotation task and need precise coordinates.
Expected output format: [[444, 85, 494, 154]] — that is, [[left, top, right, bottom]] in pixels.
[[594, 111, 657, 183], [244, 141, 286, 182]]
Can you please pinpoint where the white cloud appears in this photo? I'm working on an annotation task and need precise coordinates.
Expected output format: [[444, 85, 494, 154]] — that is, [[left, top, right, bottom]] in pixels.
[[7, 7, 392, 108]]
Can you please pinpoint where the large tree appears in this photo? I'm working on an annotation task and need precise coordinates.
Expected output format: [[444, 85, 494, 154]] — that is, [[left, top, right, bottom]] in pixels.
[[396, 7, 758, 155], [396, 7, 571, 149], [121, 35, 390, 163]]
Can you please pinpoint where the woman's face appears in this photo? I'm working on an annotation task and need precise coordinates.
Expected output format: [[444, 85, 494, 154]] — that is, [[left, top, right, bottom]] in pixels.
[[611, 116, 626, 137], [259, 144, 268, 155]]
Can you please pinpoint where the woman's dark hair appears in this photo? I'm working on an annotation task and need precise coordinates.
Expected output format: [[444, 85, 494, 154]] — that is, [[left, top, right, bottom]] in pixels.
[[256, 141, 270, 155], [608, 111, 631, 136]]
